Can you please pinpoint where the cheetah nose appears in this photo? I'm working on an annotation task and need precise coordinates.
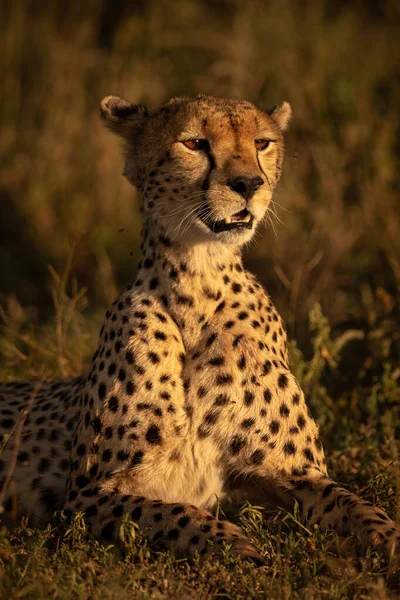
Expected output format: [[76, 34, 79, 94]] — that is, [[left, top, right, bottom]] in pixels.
[[228, 176, 264, 201]]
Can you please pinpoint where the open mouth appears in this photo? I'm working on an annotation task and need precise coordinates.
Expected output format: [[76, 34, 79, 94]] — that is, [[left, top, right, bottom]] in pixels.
[[203, 208, 254, 233]]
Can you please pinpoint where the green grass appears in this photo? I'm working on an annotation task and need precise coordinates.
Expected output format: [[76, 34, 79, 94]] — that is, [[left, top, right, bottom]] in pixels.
[[1, 0, 400, 597]]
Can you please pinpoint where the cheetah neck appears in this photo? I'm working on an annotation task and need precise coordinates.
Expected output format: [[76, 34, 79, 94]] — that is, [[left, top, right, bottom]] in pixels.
[[133, 221, 250, 349]]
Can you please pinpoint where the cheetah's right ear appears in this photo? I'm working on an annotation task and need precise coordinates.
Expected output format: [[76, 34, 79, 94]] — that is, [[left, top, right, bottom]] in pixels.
[[100, 96, 149, 139], [267, 101, 292, 132]]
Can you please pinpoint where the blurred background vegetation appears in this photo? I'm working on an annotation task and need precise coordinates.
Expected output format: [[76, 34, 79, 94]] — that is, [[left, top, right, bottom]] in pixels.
[[0, 0, 399, 386], [1, 3, 400, 594]]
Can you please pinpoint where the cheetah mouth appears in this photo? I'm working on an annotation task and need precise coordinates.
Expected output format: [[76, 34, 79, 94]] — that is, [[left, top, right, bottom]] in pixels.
[[203, 208, 254, 233]]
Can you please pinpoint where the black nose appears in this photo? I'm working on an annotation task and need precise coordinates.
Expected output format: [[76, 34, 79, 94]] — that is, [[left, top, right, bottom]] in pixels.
[[228, 176, 264, 201]]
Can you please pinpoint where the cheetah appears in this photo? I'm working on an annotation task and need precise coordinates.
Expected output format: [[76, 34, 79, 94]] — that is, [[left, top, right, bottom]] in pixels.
[[0, 94, 399, 568]]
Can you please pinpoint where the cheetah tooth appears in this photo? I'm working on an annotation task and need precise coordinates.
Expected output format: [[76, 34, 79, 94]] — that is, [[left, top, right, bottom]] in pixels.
[[224, 217, 232, 224]]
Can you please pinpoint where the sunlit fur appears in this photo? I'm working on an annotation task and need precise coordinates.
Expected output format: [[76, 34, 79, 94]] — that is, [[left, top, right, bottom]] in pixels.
[[101, 94, 292, 248]]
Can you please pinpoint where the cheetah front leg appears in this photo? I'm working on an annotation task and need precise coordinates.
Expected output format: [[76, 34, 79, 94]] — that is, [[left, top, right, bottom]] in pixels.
[[193, 333, 400, 566], [290, 475, 400, 560], [64, 490, 263, 562], [220, 369, 400, 565]]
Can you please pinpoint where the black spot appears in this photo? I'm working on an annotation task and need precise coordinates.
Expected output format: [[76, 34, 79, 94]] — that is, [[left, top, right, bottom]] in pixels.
[[244, 390, 254, 406], [297, 415, 306, 430], [278, 373, 289, 389], [117, 450, 130, 461], [76, 475, 90, 488], [214, 393, 229, 406], [146, 425, 161, 445], [108, 363, 116, 376], [112, 505, 124, 517], [209, 356, 224, 366], [126, 381, 135, 395], [148, 352, 160, 364], [108, 396, 119, 413], [154, 331, 167, 341], [85, 504, 98, 517], [206, 333, 217, 347], [149, 277, 159, 290], [292, 393, 300, 405], [133, 311, 146, 320], [323, 500, 336, 514], [279, 403, 290, 417], [283, 441, 296, 455], [322, 483, 336, 498], [98, 383, 106, 400], [241, 418, 255, 429], [215, 301, 225, 313], [101, 521, 115, 540], [178, 516, 190, 528], [177, 295, 194, 307], [263, 361, 272, 375], [237, 355, 246, 370], [233, 334, 244, 348], [230, 435, 246, 455], [263, 389, 272, 403], [131, 506, 143, 521], [125, 350, 134, 364], [168, 528, 180, 541], [216, 374, 233, 385], [77, 444, 86, 457], [251, 449, 265, 465], [269, 420, 280, 434], [131, 451, 144, 466], [303, 448, 314, 462], [17, 451, 30, 463], [171, 505, 185, 515]]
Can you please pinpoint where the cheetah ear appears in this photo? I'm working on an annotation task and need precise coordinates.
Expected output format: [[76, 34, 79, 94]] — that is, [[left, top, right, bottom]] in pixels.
[[100, 95, 149, 139], [268, 101, 292, 132]]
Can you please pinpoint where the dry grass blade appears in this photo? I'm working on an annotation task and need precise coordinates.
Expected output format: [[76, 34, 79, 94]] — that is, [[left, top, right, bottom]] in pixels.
[[0, 380, 41, 513]]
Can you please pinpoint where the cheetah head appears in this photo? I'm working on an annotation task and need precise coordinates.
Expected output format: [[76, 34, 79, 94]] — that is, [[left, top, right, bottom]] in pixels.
[[100, 94, 291, 247]]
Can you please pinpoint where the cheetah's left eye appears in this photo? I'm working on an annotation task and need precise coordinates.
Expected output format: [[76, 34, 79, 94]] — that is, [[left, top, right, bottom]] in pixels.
[[183, 139, 208, 151], [255, 139, 272, 151]]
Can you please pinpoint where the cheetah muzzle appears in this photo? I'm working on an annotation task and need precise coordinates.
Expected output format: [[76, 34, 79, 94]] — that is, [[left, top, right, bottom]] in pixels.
[[0, 93, 399, 577]]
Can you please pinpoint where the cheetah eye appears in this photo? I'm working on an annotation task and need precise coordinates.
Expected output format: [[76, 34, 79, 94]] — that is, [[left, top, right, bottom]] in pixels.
[[183, 139, 208, 151], [255, 139, 272, 151]]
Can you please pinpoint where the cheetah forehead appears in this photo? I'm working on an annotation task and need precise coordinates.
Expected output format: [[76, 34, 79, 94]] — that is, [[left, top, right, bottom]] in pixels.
[[150, 95, 287, 138], [101, 93, 291, 143]]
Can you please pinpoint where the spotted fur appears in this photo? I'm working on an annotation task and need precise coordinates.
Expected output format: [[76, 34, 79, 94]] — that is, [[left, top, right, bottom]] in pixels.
[[0, 95, 399, 567]]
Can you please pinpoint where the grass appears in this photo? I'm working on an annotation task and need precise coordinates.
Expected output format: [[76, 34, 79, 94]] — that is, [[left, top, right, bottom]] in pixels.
[[0, 0, 400, 597]]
